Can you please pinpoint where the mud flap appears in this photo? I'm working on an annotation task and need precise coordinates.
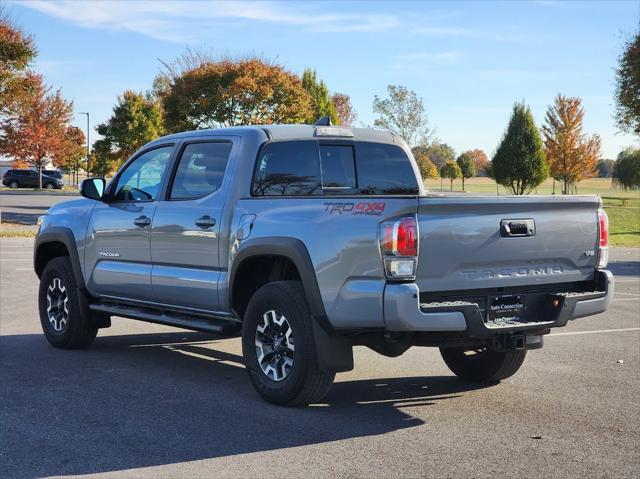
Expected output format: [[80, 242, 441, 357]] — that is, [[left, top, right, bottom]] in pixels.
[[78, 288, 111, 329], [311, 317, 353, 372]]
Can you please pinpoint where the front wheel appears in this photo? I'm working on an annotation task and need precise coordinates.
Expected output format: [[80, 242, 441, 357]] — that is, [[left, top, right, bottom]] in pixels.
[[38, 256, 97, 349], [44, 183, 54, 190], [8, 181, 18, 188], [440, 346, 526, 382], [242, 281, 335, 406]]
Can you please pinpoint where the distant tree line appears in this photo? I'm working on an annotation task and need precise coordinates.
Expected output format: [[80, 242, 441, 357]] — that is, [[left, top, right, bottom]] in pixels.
[[91, 49, 357, 175], [2, 11, 637, 192]]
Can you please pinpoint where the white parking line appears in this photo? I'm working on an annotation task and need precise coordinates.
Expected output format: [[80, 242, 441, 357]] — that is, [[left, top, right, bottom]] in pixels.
[[615, 292, 640, 296], [614, 298, 640, 302], [549, 327, 640, 337]]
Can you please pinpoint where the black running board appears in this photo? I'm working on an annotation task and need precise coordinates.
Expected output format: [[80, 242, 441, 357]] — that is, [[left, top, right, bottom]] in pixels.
[[89, 302, 238, 334]]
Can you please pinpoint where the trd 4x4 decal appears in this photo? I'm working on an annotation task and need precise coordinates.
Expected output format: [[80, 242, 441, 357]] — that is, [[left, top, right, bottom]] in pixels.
[[324, 202, 386, 216]]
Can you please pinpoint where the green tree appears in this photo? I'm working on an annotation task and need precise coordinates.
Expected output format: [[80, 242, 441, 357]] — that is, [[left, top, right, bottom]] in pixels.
[[96, 90, 163, 166], [412, 147, 438, 180], [613, 148, 640, 190], [161, 58, 312, 132], [464, 149, 489, 176], [597, 159, 615, 178], [412, 143, 454, 170], [440, 160, 461, 191], [492, 102, 548, 195], [456, 152, 477, 190], [302, 69, 338, 124], [614, 31, 640, 136], [89, 138, 118, 177], [373, 85, 431, 147]]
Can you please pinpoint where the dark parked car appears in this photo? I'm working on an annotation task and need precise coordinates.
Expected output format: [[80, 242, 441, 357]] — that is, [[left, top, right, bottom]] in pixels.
[[2, 169, 63, 189], [43, 170, 64, 182]]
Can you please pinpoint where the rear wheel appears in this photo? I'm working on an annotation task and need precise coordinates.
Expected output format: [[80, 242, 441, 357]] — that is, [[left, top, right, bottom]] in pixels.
[[242, 281, 335, 406], [38, 256, 97, 349], [440, 346, 526, 382], [8, 181, 18, 188]]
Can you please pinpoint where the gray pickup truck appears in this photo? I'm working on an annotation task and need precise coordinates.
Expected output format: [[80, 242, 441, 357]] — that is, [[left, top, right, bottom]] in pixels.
[[34, 123, 613, 405]]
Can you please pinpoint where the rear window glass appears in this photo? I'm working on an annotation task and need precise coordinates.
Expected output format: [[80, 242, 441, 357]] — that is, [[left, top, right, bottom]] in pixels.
[[355, 143, 419, 195], [319, 145, 356, 191], [252, 140, 419, 196], [252, 141, 321, 196]]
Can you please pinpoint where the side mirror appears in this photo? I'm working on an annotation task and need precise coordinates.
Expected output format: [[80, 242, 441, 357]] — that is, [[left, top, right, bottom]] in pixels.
[[80, 178, 106, 201]]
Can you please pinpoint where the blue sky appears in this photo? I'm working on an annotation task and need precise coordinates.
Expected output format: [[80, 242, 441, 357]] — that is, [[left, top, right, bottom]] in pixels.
[[8, 0, 640, 158]]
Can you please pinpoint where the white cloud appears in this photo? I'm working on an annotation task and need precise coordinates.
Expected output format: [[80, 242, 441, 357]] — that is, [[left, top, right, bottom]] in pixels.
[[16, 0, 401, 42]]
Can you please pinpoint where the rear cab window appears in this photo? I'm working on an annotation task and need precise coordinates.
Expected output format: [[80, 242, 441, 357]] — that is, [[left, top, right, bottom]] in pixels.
[[252, 140, 418, 196]]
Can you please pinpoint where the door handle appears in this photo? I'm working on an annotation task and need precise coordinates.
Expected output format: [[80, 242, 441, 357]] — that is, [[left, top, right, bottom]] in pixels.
[[133, 215, 151, 228], [195, 215, 216, 229], [500, 219, 535, 237]]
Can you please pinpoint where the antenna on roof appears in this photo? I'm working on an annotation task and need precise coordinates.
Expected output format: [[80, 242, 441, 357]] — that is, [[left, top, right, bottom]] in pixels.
[[314, 116, 332, 126]]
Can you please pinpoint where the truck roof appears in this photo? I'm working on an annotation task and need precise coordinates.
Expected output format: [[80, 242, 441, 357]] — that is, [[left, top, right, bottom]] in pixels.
[[147, 124, 400, 146]]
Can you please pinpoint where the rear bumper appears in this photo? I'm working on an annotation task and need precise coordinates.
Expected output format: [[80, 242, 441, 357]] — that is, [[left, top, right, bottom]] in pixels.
[[383, 270, 613, 337]]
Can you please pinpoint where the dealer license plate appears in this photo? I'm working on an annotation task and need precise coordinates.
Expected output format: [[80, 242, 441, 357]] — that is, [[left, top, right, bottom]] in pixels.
[[488, 295, 525, 323]]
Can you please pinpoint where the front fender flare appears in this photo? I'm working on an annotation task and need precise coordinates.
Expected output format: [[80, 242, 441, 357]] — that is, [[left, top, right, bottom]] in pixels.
[[34, 227, 85, 289]]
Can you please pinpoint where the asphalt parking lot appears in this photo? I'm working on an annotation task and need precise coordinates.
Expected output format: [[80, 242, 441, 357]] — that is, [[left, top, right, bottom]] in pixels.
[[0, 238, 638, 479], [0, 191, 79, 225]]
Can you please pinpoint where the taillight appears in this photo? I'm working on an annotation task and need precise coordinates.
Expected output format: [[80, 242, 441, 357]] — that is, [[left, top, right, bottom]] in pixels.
[[597, 208, 609, 269], [379, 216, 418, 279]]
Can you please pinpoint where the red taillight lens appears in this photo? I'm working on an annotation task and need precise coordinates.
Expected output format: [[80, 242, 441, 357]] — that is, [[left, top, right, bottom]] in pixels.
[[598, 209, 608, 248], [597, 208, 609, 269], [379, 216, 419, 278], [396, 217, 417, 256]]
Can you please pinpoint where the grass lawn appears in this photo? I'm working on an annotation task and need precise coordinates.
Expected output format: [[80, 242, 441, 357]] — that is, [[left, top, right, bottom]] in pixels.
[[425, 177, 640, 247], [0, 223, 37, 238]]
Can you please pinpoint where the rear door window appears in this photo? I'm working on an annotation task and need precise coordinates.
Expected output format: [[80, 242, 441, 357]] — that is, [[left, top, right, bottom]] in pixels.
[[169, 141, 232, 200]]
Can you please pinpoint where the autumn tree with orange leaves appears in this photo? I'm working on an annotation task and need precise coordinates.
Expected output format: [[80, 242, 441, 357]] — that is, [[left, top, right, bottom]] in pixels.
[[160, 58, 313, 132], [332, 93, 357, 126], [542, 95, 601, 194], [0, 7, 37, 116], [0, 72, 74, 188]]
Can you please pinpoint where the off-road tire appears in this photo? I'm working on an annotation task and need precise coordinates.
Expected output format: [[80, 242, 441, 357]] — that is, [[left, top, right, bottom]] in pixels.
[[38, 256, 97, 349], [242, 281, 335, 406], [440, 346, 526, 382]]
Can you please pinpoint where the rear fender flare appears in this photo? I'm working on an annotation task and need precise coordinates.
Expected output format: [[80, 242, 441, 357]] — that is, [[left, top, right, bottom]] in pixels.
[[229, 237, 353, 373]]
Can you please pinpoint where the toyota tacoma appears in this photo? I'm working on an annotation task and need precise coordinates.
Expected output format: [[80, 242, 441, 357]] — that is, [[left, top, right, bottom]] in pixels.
[[34, 122, 613, 405]]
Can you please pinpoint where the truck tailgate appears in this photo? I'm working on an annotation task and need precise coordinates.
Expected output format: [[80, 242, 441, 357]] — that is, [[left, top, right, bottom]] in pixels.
[[416, 195, 601, 292]]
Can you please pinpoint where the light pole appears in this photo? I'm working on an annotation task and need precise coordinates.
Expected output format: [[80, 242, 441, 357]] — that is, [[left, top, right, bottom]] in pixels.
[[80, 112, 90, 182]]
